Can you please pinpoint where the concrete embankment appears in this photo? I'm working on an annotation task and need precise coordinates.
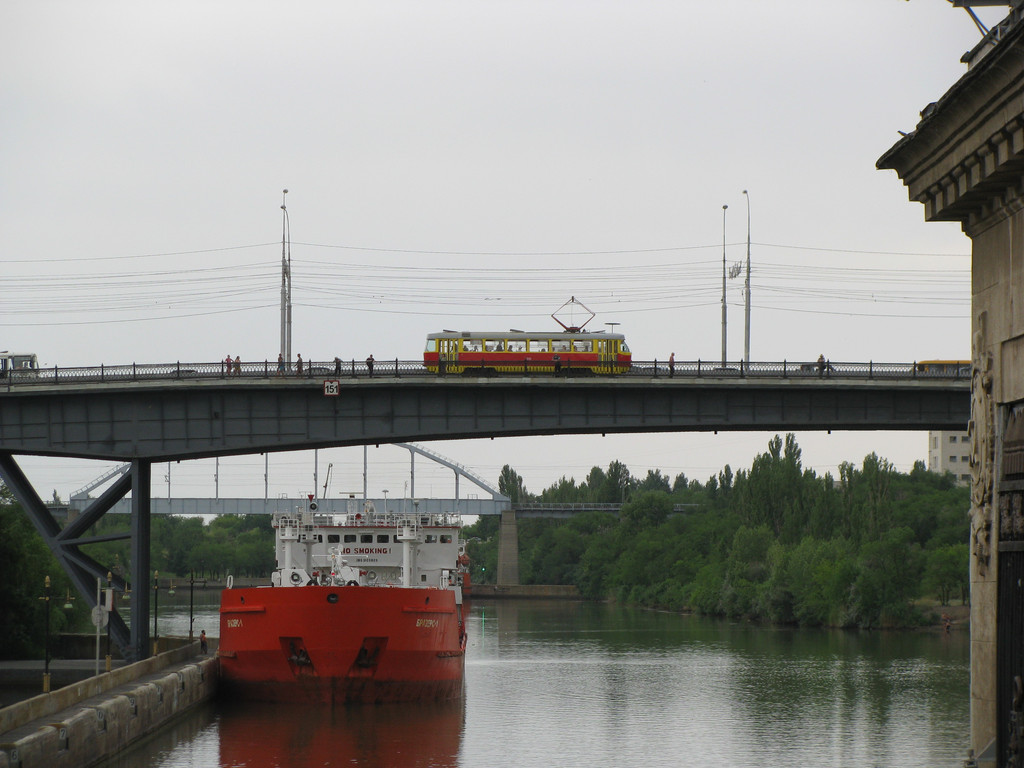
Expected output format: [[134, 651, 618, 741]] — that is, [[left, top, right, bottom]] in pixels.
[[0, 643, 217, 768], [471, 584, 581, 599]]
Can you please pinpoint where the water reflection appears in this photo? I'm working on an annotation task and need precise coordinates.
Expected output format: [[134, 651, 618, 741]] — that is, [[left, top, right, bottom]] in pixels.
[[100, 599, 970, 768], [218, 698, 465, 768]]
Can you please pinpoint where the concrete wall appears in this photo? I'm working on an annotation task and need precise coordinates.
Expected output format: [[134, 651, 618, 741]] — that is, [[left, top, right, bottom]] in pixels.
[[497, 509, 520, 586], [472, 584, 581, 599], [0, 648, 217, 768]]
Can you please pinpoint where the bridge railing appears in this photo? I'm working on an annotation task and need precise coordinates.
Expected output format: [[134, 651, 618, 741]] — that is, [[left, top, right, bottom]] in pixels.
[[0, 358, 971, 387]]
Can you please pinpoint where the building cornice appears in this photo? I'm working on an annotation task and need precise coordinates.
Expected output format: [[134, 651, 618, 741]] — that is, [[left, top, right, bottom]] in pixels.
[[877, 18, 1024, 237]]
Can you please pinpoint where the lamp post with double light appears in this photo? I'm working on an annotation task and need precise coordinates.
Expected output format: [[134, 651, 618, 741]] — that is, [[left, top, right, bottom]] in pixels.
[[721, 204, 728, 367], [742, 190, 751, 365]]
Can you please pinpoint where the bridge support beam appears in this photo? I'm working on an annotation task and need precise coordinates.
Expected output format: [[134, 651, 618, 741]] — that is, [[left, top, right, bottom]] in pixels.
[[129, 459, 152, 661], [0, 452, 137, 658], [497, 509, 519, 586]]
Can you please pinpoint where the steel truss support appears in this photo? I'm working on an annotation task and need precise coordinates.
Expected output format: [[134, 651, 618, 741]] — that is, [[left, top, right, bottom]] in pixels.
[[0, 452, 152, 661]]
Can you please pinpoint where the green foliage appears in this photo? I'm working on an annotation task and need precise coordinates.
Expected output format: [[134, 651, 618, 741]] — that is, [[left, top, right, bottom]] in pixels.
[[0, 488, 81, 658], [465, 435, 972, 629], [924, 543, 969, 606], [498, 465, 530, 503]]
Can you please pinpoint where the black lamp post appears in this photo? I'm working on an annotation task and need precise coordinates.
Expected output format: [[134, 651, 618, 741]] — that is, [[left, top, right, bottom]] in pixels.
[[40, 575, 51, 692], [106, 571, 113, 672], [189, 569, 195, 642], [152, 570, 159, 656]]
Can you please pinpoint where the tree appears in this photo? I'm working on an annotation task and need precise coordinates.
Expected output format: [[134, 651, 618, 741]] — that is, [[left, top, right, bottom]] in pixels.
[[636, 469, 671, 494], [498, 465, 529, 503], [924, 544, 969, 605], [0, 487, 78, 658], [852, 527, 924, 627], [589, 460, 632, 503]]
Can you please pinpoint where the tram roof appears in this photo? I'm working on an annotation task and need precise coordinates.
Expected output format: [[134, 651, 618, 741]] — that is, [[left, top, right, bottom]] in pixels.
[[426, 330, 626, 341]]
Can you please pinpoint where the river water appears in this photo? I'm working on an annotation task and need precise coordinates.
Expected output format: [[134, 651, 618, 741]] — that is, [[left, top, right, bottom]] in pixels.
[[102, 597, 970, 768]]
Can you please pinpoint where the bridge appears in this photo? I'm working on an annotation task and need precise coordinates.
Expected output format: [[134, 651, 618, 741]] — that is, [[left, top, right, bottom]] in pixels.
[[0, 358, 970, 661]]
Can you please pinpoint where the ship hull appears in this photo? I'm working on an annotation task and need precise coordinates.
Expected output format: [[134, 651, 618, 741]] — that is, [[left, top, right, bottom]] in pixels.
[[219, 585, 466, 704]]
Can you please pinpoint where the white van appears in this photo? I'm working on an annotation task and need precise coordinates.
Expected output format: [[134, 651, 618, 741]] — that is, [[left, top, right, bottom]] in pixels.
[[0, 352, 39, 378]]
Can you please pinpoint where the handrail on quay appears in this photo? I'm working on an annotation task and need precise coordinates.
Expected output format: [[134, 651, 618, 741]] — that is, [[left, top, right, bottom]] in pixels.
[[0, 358, 972, 388]]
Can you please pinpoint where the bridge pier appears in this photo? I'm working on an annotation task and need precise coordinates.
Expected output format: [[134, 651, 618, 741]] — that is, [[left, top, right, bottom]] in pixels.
[[497, 509, 519, 586], [129, 460, 152, 662]]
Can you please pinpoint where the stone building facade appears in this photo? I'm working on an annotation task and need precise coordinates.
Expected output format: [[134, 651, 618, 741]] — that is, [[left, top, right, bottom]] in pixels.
[[878, 7, 1024, 764]]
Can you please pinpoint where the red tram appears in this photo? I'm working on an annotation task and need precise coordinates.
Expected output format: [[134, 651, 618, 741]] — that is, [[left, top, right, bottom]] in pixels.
[[424, 330, 631, 374]]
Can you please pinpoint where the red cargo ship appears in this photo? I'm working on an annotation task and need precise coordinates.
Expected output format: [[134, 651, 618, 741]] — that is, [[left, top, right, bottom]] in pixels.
[[219, 498, 468, 704]]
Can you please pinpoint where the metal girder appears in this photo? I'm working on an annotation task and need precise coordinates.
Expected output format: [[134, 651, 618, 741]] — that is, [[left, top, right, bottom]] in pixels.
[[0, 452, 139, 660], [0, 378, 970, 461]]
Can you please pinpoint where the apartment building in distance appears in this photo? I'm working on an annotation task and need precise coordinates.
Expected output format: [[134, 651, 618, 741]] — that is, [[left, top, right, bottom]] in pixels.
[[928, 430, 971, 486]]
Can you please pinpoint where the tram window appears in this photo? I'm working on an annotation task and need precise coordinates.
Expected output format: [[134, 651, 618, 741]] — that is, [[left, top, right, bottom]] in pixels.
[[377, 534, 389, 543], [440, 535, 452, 543], [572, 340, 592, 352], [327, 534, 340, 543], [485, 340, 504, 352], [508, 340, 526, 352], [463, 339, 482, 352], [361, 534, 373, 543], [425, 339, 437, 352], [344, 534, 357, 543], [621, 342, 630, 353], [552, 340, 570, 352], [528, 339, 548, 352]]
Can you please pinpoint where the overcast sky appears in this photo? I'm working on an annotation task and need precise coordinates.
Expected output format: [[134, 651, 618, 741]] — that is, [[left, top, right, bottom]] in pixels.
[[1, 1, 1003, 504]]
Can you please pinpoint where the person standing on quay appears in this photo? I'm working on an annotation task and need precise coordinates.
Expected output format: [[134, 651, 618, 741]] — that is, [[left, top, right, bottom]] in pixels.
[[296, 353, 303, 376], [366, 354, 374, 376]]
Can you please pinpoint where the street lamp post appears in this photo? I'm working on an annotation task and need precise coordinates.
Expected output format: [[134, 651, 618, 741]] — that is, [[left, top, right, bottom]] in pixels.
[[106, 572, 113, 672], [189, 570, 195, 643], [742, 190, 751, 365], [40, 575, 51, 693], [280, 189, 292, 365], [721, 204, 728, 367], [152, 571, 159, 656]]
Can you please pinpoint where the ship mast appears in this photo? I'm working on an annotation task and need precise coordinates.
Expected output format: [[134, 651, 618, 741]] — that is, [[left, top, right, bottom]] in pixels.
[[280, 189, 292, 363]]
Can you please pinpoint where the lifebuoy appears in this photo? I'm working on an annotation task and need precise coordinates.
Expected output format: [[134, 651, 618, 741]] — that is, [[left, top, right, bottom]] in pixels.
[[226, 575, 234, 589], [346, 580, 359, 587]]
